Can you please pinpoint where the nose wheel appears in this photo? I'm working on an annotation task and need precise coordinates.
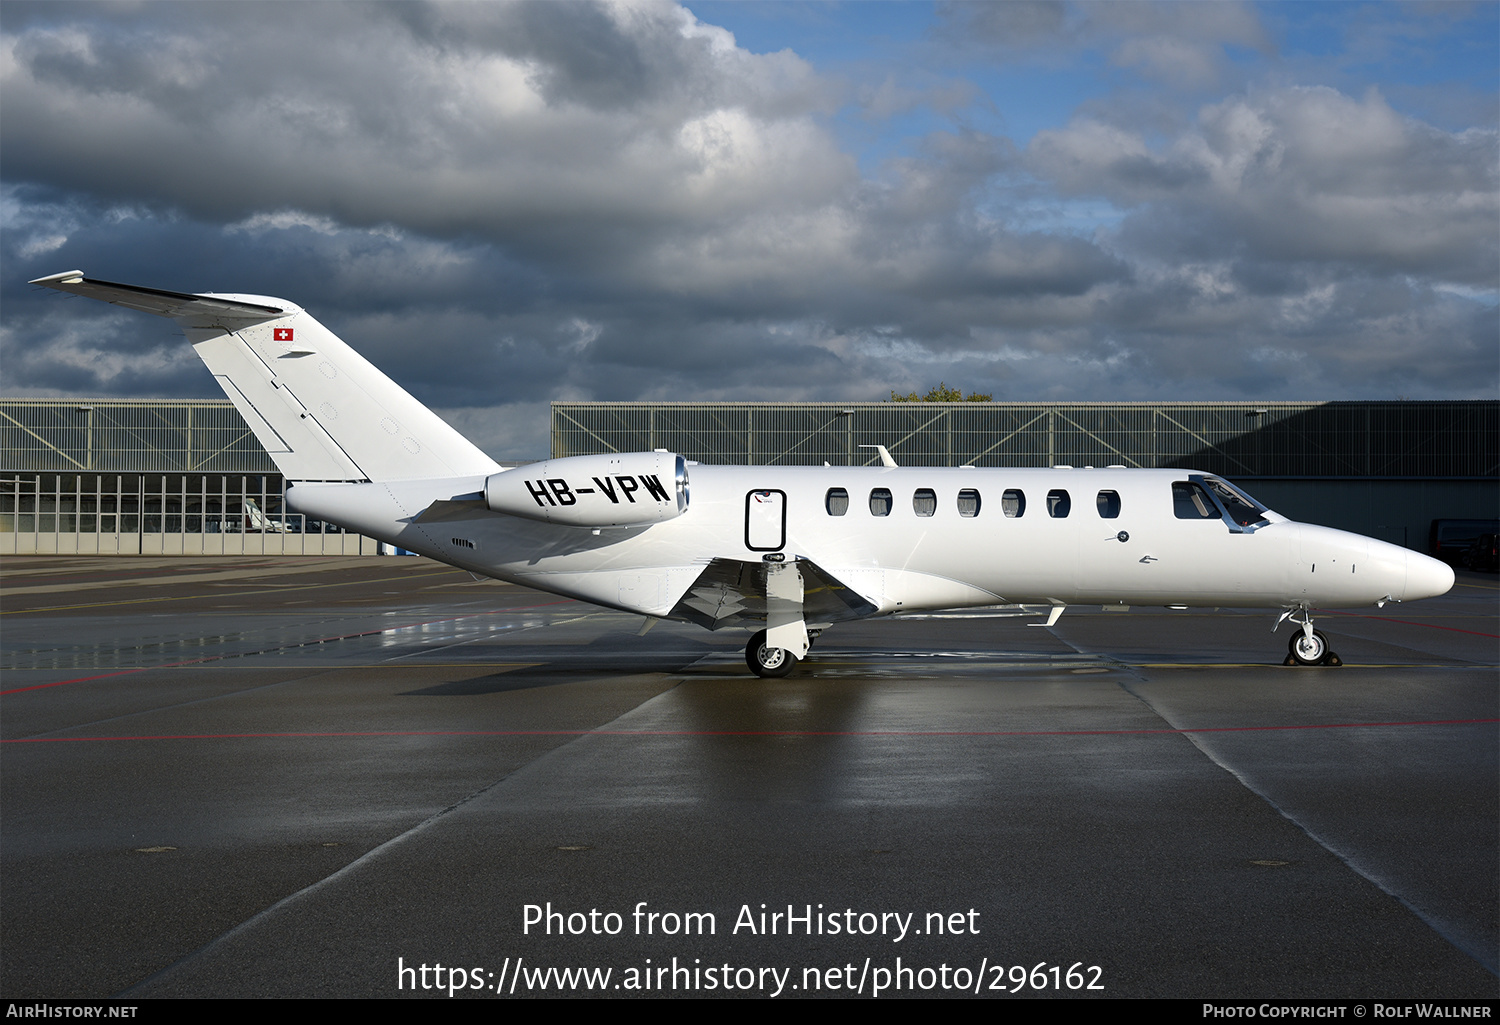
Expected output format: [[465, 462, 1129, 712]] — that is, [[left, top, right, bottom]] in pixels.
[[746, 629, 799, 677], [1278, 609, 1342, 667], [1288, 627, 1333, 666]]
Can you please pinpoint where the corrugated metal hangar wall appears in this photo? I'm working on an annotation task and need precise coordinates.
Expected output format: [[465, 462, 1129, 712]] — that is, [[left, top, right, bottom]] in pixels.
[[0, 399, 372, 555], [2, 398, 1494, 556], [553, 400, 1498, 553]]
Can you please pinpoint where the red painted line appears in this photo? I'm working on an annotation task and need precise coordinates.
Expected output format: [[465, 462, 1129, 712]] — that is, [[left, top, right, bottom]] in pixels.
[[0, 600, 582, 695], [0, 667, 151, 694], [1319, 608, 1500, 638], [5, 719, 1494, 744]]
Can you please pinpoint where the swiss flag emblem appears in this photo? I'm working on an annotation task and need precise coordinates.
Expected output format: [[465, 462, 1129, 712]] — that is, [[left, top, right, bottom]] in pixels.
[[274, 328, 294, 342]]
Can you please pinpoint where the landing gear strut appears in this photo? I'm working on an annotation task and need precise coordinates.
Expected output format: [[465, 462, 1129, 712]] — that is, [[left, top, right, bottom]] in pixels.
[[1278, 607, 1342, 667], [746, 629, 798, 678]]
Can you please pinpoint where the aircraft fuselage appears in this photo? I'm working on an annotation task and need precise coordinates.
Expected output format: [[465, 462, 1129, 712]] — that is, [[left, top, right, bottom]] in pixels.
[[29, 269, 1455, 673], [287, 465, 1450, 624]]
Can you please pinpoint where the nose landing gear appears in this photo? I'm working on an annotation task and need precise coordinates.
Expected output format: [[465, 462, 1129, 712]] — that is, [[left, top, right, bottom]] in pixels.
[[1277, 607, 1342, 667]]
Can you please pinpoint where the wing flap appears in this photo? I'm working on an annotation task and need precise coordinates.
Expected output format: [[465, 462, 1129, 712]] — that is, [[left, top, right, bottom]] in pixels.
[[667, 557, 879, 631]]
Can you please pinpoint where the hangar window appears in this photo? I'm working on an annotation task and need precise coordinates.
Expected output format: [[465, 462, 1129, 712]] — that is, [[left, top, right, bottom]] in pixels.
[[957, 489, 981, 517], [1002, 489, 1026, 518], [1173, 481, 1219, 519], [869, 488, 892, 517], [913, 488, 937, 517], [1047, 489, 1071, 518], [826, 488, 849, 516], [1096, 490, 1121, 518]]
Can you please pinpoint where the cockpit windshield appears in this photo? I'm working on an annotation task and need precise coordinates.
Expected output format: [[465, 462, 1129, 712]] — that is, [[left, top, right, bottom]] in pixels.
[[1202, 476, 1269, 529]]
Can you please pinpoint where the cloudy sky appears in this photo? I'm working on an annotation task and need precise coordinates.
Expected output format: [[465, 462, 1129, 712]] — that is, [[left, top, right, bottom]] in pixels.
[[3, 1, 1495, 458]]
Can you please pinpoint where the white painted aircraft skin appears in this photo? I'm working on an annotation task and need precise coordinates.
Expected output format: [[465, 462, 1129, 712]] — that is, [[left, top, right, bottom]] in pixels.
[[29, 271, 1455, 673], [288, 467, 1446, 615]]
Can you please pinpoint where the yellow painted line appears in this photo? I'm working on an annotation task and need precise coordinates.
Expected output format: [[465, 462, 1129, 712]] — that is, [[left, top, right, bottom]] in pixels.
[[1, 664, 547, 671], [0, 569, 460, 615], [0, 560, 433, 597]]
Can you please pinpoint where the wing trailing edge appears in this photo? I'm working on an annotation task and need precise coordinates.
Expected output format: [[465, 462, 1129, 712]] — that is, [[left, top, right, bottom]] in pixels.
[[668, 557, 880, 631]]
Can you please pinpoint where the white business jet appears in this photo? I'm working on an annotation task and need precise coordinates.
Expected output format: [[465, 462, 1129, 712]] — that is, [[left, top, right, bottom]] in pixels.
[[30, 271, 1455, 676]]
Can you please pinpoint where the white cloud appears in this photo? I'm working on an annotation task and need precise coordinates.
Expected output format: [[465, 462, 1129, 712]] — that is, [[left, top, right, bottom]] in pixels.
[[1031, 85, 1499, 283], [1, 2, 1492, 445]]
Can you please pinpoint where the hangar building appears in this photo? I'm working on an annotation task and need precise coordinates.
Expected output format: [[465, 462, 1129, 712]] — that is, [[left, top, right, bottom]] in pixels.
[[554, 400, 1496, 554], [2, 398, 1495, 557], [0, 399, 374, 556]]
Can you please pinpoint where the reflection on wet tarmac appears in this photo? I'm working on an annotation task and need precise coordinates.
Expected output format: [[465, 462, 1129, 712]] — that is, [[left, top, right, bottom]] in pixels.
[[2, 557, 1495, 997]]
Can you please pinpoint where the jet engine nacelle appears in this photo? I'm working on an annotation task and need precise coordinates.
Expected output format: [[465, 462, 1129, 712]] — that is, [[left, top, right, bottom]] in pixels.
[[484, 451, 689, 527]]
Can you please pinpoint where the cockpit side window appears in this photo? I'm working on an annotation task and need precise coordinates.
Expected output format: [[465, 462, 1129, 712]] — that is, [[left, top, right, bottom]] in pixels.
[[1203, 476, 1268, 529], [1172, 481, 1218, 519]]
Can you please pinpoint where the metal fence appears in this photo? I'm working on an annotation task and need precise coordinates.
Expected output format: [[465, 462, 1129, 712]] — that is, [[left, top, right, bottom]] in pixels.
[[553, 401, 1499, 477]]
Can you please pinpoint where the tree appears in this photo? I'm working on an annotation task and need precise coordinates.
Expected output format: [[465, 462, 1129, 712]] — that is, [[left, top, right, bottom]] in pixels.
[[889, 382, 992, 402]]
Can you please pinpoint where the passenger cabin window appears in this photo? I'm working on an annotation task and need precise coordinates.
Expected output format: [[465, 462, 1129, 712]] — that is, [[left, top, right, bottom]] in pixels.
[[1173, 481, 1219, 519], [1002, 489, 1025, 518], [913, 488, 937, 517], [869, 488, 892, 517], [957, 489, 981, 518], [1047, 489, 1071, 518], [826, 488, 848, 516], [1096, 490, 1121, 518]]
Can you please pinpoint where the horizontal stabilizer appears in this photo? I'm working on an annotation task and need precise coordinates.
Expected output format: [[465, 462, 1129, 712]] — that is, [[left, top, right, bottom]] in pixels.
[[30, 270, 501, 483], [29, 271, 285, 327]]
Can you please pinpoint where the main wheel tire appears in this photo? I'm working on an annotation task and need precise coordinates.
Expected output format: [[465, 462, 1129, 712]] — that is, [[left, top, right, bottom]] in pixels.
[[1288, 628, 1330, 666], [746, 629, 798, 678]]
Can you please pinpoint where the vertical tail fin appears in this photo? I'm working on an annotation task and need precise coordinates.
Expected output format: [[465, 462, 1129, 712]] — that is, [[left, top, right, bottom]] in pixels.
[[29, 271, 499, 482]]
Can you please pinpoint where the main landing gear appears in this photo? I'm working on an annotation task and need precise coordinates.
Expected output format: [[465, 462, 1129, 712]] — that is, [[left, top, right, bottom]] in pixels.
[[1278, 607, 1342, 667], [746, 630, 797, 677], [744, 628, 821, 678]]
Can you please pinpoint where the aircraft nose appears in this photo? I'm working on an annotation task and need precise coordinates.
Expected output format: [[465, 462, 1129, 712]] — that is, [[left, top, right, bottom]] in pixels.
[[1403, 550, 1455, 601]]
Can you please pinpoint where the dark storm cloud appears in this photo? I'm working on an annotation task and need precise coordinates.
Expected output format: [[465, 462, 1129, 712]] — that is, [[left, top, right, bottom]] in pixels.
[[1, 0, 846, 250], [2, 2, 1494, 457]]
